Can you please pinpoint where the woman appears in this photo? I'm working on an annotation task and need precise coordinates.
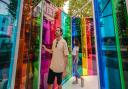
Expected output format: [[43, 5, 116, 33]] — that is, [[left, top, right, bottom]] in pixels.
[[72, 38, 84, 87]]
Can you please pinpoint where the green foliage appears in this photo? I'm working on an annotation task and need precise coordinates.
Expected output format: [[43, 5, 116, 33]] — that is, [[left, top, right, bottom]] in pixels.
[[51, 0, 65, 7], [8, 0, 18, 19], [116, 0, 128, 36], [68, 0, 93, 17]]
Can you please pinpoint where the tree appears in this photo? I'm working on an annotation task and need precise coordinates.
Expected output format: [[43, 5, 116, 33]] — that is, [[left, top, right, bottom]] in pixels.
[[68, 0, 93, 17], [0, 0, 8, 5], [51, 0, 65, 7], [116, 0, 127, 36], [8, 0, 18, 19]]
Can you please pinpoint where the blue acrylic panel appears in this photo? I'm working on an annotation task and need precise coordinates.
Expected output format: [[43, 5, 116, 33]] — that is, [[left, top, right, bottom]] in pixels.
[[72, 17, 82, 75], [93, 0, 122, 89]]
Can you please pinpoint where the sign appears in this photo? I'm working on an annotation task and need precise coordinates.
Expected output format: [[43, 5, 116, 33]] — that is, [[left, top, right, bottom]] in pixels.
[[43, 1, 57, 20]]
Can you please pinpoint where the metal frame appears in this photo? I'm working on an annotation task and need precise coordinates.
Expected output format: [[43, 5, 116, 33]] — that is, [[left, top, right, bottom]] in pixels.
[[92, 0, 100, 89]]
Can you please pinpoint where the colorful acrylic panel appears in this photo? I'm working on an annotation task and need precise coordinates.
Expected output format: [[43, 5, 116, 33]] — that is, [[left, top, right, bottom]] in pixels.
[[14, 1, 42, 89], [86, 18, 93, 75], [81, 17, 88, 75], [61, 11, 72, 83], [72, 17, 83, 75], [40, 17, 52, 89], [93, 0, 122, 89], [111, 0, 128, 88]]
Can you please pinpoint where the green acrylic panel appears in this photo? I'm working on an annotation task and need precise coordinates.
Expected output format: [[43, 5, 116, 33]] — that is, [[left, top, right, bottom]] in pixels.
[[94, 0, 122, 88], [61, 11, 72, 84], [111, 0, 128, 88]]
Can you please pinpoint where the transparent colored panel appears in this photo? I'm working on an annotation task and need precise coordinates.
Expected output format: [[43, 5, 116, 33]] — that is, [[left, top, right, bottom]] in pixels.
[[40, 17, 52, 89], [81, 17, 88, 75], [14, 1, 42, 89], [86, 18, 93, 75], [40, 8, 61, 89], [112, 0, 128, 88], [61, 12, 72, 84], [72, 17, 82, 75], [94, 0, 122, 89]]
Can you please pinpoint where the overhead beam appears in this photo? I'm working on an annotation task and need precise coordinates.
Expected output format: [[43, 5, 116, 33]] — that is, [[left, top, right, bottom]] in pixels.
[[0, 0, 9, 5]]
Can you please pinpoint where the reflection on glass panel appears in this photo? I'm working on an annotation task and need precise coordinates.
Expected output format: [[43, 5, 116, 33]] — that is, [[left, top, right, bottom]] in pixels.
[[14, 1, 42, 89], [0, 0, 21, 89]]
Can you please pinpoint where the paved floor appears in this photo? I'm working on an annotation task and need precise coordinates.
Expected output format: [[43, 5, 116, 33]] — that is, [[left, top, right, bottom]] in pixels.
[[62, 76, 99, 89]]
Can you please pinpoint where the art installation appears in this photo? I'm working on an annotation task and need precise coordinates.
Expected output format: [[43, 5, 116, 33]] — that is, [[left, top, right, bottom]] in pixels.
[[0, 0, 127, 89]]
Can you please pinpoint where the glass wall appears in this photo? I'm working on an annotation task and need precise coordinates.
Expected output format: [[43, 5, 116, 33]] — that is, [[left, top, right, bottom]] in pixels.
[[93, 0, 122, 89], [0, 0, 22, 89], [14, 1, 42, 89]]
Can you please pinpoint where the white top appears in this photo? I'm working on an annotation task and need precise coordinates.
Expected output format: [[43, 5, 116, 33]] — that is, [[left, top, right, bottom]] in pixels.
[[72, 46, 79, 55], [50, 37, 69, 73]]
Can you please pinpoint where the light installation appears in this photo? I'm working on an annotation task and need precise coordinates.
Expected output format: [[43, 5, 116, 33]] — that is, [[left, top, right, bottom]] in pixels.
[[1, 0, 128, 89]]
